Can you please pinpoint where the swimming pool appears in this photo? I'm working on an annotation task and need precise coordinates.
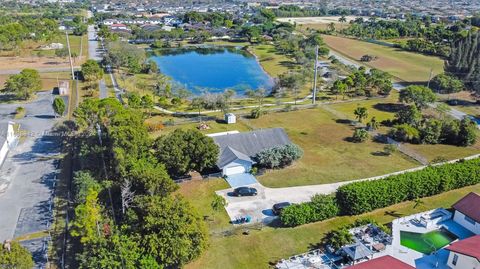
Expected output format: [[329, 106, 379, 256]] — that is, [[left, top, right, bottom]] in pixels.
[[400, 228, 458, 254]]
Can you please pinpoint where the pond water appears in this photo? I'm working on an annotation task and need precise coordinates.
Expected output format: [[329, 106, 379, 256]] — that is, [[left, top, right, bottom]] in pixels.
[[149, 47, 274, 95]]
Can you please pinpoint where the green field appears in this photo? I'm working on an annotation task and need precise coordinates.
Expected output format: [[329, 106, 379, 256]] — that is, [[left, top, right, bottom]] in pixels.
[[322, 35, 444, 83], [249, 44, 296, 77], [184, 183, 480, 269], [248, 106, 418, 187]]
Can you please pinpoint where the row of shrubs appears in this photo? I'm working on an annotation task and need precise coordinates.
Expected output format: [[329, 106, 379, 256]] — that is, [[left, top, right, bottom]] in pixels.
[[280, 157, 480, 226], [280, 194, 339, 227], [336, 158, 480, 215]]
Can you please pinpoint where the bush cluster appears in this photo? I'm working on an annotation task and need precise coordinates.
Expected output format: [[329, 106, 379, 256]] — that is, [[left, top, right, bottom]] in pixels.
[[390, 117, 477, 146], [280, 194, 339, 227], [336, 158, 480, 215], [255, 144, 303, 169]]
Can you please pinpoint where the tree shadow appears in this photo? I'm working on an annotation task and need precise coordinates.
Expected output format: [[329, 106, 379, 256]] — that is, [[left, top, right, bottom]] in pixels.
[[336, 119, 353, 125], [371, 151, 389, 156], [373, 103, 404, 113], [384, 210, 403, 218]]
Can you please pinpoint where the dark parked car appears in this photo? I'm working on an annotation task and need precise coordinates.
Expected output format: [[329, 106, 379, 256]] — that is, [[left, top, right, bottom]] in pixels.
[[272, 202, 291, 215], [233, 187, 258, 197]]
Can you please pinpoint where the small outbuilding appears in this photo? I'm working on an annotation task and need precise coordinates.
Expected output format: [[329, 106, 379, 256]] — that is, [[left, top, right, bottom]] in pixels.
[[224, 113, 236, 124], [58, 81, 69, 95]]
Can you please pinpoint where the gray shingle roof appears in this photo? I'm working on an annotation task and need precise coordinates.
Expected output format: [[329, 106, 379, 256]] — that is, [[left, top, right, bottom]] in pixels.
[[212, 128, 291, 168]]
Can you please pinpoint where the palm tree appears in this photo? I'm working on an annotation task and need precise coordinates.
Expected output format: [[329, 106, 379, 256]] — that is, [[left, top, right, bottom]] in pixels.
[[339, 16, 347, 23], [367, 116, 379, 130], [354, 106, 368, 123]]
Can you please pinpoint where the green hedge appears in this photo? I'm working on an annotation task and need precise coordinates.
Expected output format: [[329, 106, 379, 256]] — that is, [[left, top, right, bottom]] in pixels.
[[280, 194, 339, 227], [336, 158, 480, 215]]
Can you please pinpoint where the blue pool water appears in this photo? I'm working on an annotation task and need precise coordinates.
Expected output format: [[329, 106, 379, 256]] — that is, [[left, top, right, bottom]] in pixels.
[[149, 47, 274, 95]]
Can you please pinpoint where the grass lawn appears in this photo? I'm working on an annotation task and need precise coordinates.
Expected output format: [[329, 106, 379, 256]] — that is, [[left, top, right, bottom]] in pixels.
[[322, 35, 444, 83], [248, 106, 418, 187], [328, 91, 400, 122], [147, 115, 252, 138], [249, 44, 296, 77], [177, 179, 231, 232], [404, 141, 480, 163], [186, 183, 480, 269], [116, 72, 156, 96]]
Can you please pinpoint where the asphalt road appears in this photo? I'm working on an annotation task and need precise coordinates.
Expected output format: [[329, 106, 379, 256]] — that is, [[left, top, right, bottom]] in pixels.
[[87, 25, 103, 62], [0, 92, 60, 242]]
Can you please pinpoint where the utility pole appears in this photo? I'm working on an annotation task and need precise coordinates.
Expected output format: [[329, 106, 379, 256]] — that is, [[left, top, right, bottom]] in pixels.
[[312, 45, 319, 104], [65, 31, 75, 80]]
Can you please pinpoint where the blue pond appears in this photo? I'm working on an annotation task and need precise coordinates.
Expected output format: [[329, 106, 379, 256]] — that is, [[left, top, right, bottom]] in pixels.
[[149, 47, 274, 95]]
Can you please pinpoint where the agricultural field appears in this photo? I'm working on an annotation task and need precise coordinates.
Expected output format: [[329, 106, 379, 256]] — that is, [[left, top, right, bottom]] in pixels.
[[185, 183, 480, 269], [322, 35, 444, 82]]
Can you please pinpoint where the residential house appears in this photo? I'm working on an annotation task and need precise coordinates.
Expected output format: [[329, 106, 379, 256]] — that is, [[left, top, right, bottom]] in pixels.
[[211, 128, 291, 176], [347, 255, 414, 269], [445, 235, 480, 269], [452, 192, 480, 234]]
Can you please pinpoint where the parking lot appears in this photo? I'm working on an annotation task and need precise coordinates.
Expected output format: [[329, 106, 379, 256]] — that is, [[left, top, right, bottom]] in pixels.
[[0, 92, 61, 267]]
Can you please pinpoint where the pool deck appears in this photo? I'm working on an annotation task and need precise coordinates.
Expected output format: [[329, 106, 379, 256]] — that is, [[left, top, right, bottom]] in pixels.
[[390, 209, 475, 268]]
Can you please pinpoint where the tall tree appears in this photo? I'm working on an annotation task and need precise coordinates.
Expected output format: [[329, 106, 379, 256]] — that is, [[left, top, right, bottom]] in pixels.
[[446, 31, 480, 95], [399, 85, 436, 109], [4, 69, 41, 100], [52, 96, 66, 117], [0, 241, 34, 269], [154, 129, 219, 177], [81, 60, 104, 82], [132, 195, 208, 268]]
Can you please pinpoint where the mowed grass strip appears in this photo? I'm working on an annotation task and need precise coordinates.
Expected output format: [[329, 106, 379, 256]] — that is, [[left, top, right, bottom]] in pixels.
[[186, 183, 480, 269], [322, 35, 444, 83], [249, 106, 418, 187]]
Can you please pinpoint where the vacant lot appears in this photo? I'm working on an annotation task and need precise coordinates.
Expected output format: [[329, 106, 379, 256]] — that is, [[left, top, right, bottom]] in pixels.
[[0, 34, 87, 70], [186, 183, 480, 269], [322, 35, 444, 82], [249, 106, 418, 187]]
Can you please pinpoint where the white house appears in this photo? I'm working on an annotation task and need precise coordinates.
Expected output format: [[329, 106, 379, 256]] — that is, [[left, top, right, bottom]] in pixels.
[[0, 122, 17, 167], [452, 192, 480, 234], [446, 235, 480, 269], [211, 128, 291, 176]]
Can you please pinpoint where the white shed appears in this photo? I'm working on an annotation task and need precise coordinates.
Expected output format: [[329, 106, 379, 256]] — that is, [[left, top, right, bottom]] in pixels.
[[224, 113, 236, 124]]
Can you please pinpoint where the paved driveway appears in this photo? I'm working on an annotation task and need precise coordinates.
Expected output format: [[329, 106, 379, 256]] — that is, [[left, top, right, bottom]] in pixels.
[[216, 181, 348, 224], [225, 173, 258, 188]]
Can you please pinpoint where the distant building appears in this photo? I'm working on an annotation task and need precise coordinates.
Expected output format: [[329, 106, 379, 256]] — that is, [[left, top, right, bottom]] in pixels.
[[446, 235, 480, 268], [452, 192, 480, 234], [224, 113, 236, 124]]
